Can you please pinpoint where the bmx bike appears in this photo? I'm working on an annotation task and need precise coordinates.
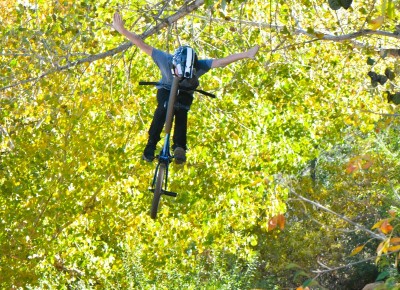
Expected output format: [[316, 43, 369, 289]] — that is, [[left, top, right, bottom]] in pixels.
[[139, 77, 215, 219], [140, 77, 180, 219]]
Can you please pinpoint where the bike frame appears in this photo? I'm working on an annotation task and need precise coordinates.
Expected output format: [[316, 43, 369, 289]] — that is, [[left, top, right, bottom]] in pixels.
[[151, 77, 180, 197], [139, 77, 215, 219], [144, 76, 215, 219]]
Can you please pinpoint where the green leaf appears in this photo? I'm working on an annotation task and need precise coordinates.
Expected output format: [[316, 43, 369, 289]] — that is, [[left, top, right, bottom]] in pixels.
[[387, 0, 395, 19], [339, 0, 353, 9], [328, 0, 342, 10], [367, 57, 375, 65], [306, 27, 315, 34], [376, 271, 390, 281], [303, 278, 319, 287], [285, 263, 303, 270], [294, 270, 310, 280], [9, 59, 18, 67], [385, 68, 395, 80]]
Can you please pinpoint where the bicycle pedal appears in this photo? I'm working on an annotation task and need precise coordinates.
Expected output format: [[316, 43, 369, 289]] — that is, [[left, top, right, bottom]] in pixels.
[[162, 190, 178, 197]]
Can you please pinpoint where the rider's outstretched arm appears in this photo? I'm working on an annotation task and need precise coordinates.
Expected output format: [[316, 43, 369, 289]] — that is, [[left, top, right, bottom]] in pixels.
[[112, 12, 153, 56], [211, 45, 259, 68]]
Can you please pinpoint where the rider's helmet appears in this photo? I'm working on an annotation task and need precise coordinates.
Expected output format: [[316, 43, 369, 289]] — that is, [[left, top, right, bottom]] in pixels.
[[171, 46, 197, 79]]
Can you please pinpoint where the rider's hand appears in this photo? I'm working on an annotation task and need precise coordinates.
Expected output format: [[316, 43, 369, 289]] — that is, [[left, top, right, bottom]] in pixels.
[[112, 12, 125, 33], [246, 45, 259, 59]]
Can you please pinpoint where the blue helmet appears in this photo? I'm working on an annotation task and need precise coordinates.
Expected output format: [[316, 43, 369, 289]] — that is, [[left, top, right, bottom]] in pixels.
[[171, 46, 197, 78]]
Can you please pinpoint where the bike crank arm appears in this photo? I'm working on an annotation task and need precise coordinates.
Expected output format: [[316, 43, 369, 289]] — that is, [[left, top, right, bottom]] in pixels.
[[148, 188, 178, 197]]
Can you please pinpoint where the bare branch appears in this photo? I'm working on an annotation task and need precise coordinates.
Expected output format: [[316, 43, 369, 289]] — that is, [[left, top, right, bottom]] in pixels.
[[362, 109, 400, 117], [193, 15, 400, 54], [290, 189, 385, 241], [312, 256, 375, 274], [0, 0, 205, 92]]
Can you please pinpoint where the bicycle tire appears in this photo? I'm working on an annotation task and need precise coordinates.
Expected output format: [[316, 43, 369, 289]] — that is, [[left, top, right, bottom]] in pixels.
[[150, 163, 166, 219]]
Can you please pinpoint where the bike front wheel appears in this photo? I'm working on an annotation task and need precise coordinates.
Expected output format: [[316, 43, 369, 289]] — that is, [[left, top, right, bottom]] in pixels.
[[150, 163, 166, 219]]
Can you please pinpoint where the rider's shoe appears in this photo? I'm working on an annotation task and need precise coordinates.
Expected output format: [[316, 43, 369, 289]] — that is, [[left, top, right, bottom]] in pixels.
[[142, 142, 156, 162], [142, 153, 154, 162], [174, 147, 186, 164]]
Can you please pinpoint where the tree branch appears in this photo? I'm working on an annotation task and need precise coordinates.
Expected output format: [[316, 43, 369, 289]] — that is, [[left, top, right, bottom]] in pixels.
[[313, 255, 375, 274], [362, 109, 400, 117], [290, 189, 385, 241], [0, 0, 205, 92], [193, 15, 400, 55]]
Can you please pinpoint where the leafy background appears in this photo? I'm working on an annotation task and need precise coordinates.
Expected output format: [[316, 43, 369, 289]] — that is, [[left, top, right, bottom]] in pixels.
[[2, 0, 400, 289]]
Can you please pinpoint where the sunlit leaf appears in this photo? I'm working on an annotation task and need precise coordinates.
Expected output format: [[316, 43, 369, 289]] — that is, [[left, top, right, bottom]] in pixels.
[[368, 16, 384, 30], [372, 219, 385, 230], [350, 245, 365, 256], [387, 245, 400, 253], [390, 237, 400, 245], [377, 241, 387, 255]]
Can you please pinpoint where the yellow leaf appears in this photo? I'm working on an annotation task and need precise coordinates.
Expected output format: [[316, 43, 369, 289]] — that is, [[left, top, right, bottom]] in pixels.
[[390, 237, 400, 245], [377, 241, 385, 255], [377, 240, 390, 256], [372, 219, 385, 230], [372, 218, 394, 230], [350, 245, 365, 256], [387, 245, 400, 253], [369, 16, 384, 30]]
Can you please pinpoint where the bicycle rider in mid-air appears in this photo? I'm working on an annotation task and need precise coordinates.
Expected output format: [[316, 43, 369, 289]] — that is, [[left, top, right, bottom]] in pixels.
[[112, 12, 259, 164]]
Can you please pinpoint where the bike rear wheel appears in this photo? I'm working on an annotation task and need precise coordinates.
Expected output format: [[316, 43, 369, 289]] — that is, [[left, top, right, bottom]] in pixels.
[[150, 163, 166, 219]]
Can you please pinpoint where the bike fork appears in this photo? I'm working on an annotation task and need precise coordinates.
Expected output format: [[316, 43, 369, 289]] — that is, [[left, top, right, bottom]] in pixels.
[[151, 133, 177, 197]]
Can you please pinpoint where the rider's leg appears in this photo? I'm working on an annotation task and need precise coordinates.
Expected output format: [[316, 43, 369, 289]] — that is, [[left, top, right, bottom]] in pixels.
[[143, 89, 170, 161], [173, 108, 188, 151], [173, 110, 188, 164], [172, 92, 193, 164]]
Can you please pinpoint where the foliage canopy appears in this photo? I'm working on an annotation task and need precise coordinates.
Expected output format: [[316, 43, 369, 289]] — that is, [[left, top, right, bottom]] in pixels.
[[2, 0, 400, 288]]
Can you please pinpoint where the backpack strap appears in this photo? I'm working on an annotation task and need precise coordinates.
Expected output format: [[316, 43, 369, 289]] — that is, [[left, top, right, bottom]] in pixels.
[[139, 81, 216, 98]]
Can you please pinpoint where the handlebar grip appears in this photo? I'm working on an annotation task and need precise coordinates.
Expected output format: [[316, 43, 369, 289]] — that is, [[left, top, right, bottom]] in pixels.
[[139, 81, 159, 86], [195, 89, 216, 98]]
